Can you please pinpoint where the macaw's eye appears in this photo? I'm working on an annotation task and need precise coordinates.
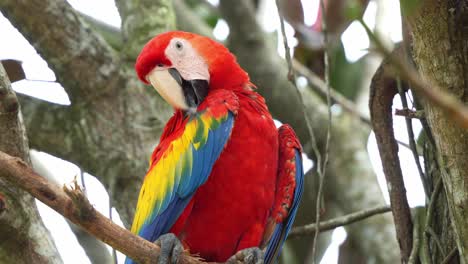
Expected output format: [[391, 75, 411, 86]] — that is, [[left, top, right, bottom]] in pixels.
[[175, 41, 183, 51], [157, 63, 164, 67]]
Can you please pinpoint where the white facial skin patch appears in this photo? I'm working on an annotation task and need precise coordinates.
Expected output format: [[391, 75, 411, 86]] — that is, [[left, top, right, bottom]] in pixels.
[[145, 37, 210, 111], [147, 67, 189, 110], [164, 38, 210, 82]]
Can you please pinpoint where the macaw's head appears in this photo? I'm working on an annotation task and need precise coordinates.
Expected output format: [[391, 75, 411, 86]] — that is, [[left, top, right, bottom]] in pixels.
[[135, 31, 250, 112]]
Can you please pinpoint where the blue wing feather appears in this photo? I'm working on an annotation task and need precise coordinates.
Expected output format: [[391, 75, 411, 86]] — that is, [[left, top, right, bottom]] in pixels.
[[125, 111, 235, 264]]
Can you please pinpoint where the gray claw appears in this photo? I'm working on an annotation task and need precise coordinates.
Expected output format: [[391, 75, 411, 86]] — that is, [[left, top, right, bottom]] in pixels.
[[154, 233, 184, 264], [227, 247, 264, 264]]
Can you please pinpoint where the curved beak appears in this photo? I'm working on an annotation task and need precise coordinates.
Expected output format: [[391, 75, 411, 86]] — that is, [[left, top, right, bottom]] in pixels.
[[147, 67, 209, 112]]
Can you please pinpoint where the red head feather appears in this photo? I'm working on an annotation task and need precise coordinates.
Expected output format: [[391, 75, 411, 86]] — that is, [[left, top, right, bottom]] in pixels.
[[135, 31, 251, 90]]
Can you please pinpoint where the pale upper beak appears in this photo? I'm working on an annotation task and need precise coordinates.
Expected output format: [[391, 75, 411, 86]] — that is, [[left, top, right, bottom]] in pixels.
[[146, 66, 209, 113], [147, 67, 190, 110]]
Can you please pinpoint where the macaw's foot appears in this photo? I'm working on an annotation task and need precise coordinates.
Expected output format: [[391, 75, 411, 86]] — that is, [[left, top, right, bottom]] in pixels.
[[154, 233, 184, 264], [227, 247, 264, 264]]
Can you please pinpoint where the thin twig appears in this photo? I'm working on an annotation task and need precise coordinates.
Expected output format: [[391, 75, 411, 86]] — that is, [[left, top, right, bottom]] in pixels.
[[275, 0, 295, 81], [396, 78, 428, 198], [292, 59, 371, 126], [109, 194, 118, 264], [425, 227, 444, 256], [288, 205, 391, 238], [274, 1, 319, 159], [423, 177, 443, 264], [360, 19, 468, 129], [408, 208, 422, 264], [79, 169, 87, 196], [311, 0, 332, 262], [394, 109, 425, 119], [441, 247, 458, 264], [396, 140, 411, 150]]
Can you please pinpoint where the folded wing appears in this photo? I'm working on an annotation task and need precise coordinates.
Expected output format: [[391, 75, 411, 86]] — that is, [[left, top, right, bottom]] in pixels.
[[130, 90, 239, 243], [264, 124, 305, 264]]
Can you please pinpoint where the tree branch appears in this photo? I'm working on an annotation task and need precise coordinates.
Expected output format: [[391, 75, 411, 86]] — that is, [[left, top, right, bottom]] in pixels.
[[292, 59, 371, 125], [0, 150, 204, 264], [361, 19, 468, 129], [173, 0, 214, 38], [115, 0, 176, 60], [77, 12, 123, 50], [0, 0, 122, 103], [369, 44, 413, 262], [289, 205, 391, 238], [0, 64, 62, 263], [30, 153, 113, 264]]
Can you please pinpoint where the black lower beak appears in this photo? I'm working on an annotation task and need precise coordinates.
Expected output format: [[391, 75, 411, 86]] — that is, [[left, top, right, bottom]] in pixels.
[[168, 68, 209, 109]]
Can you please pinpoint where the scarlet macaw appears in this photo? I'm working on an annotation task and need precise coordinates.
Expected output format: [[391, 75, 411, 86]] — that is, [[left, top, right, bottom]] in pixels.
[[125, 31, 304, 264]]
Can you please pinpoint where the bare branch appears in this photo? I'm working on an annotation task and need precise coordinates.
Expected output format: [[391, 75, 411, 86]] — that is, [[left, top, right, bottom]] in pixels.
[[394, 109, 424, 119], [0, 0, 122, 103], [289, 205, 391, 238], [361, 19, 468, 129], [77, 12, 122, 50], [441, 247, 458, 264], [0, 150, 205, 264], [115, 0, 176, 60], [0, 64, 62, 263], [310, 0, 332, 260], [396, 80, 428, 197], [369, 44, 413, 262], [173, 0, 214, 38], [31, 154, 113, 264], [292, 59, 371, 125]]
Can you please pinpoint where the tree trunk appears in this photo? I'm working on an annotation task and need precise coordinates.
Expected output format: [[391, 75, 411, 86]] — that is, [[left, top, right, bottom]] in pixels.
[[406, 0, 468, 262], [0, 64, 62, 263]]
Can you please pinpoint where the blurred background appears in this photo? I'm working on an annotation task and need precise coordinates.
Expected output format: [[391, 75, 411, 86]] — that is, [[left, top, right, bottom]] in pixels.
[[0, 0, 426, 263]]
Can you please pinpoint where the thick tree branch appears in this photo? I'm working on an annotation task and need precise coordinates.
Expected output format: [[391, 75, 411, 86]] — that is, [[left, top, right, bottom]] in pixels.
[[173, 0, 214, 38], [0, 150, 204, 264], [78, 12, 123, 50], [369, 45, 413, 262], [289, 205, 391, 238], [115, 0, 176, 60], [362, 20, 468, 129], [0, 65, 62, 263], [0, 0, 122, 103]]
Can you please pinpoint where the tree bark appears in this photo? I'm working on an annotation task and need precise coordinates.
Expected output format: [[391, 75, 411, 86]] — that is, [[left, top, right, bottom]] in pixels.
[[406, 1, 468, 262], [0, 64, 62, 263]]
